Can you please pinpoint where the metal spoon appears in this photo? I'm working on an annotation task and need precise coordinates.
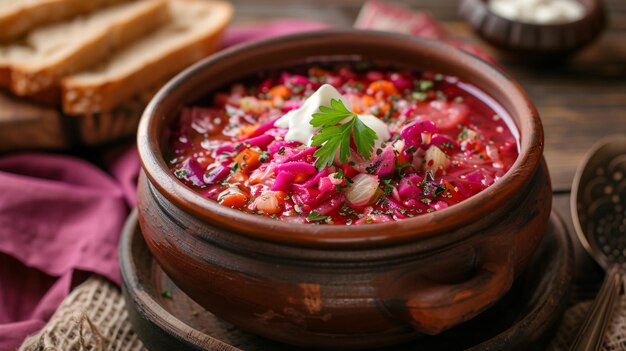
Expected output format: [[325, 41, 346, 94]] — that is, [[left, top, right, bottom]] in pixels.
[[569, 135, 626, 351]]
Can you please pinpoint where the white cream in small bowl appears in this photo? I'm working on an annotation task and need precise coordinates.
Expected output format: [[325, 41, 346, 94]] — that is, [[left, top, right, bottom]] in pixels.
[[489, 0, 586, 25]]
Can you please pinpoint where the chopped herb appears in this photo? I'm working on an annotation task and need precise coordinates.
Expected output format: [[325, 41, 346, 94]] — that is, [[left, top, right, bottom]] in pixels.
[[433, 185, 446, 197], [162, 289, 173, 299], [396, 162, 411, 173], [259, 151, 270, 163], [310, 99, 378, 170], [405, 145, 416, 154], [306, 211, 330, 223], [230, 162, 239, 173], [434, 73, 444, 81], [173, 169, 188, 179], [278, 146, 286, 155], [383, 178, 394, 195]]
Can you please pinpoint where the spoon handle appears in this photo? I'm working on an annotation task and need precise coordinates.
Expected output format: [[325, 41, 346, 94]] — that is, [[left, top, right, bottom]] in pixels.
[[569, 265, 621, 351]]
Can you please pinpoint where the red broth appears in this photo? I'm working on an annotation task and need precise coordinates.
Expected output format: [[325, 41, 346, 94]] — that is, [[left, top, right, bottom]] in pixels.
[[167, 63, 518, 225]]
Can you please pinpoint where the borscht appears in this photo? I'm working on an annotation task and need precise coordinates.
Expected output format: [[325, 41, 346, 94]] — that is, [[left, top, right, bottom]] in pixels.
[[167, 62, 518, 225]]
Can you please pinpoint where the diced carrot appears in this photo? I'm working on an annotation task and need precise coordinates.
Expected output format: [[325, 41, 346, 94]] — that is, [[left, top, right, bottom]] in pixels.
[[361, 95, 376, 109], [218, 187, 249, 208], [234, 149, 262, 174], [254, 191, 287, 214], [379, 103, 390, 115], [368, 80, 398, 96], [228, 171, 249, 184], [239, 124, 259, 139], [268, 84, 290, 99]]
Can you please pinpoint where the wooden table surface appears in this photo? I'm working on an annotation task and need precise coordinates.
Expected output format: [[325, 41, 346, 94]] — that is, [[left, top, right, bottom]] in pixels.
[[229, 0, 626, 298]]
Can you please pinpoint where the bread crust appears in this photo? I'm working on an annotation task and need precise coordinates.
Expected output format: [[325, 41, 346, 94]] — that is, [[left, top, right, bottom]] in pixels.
[[61, 0, 233, 116], [0, 0, 132, 43], [7, 0, 170, 96]]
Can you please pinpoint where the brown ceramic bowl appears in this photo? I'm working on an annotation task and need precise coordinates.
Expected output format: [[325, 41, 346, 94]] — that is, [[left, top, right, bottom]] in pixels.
[[459, 0, 607, 58], [136, 30, 551, 349]]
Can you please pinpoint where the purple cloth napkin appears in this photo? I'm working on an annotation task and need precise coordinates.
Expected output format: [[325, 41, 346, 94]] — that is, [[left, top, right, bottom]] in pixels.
[[0, 19, 328, 351]]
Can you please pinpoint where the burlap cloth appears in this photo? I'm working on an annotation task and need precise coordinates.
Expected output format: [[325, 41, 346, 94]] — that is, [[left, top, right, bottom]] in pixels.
[[16, 276, 626, 351]]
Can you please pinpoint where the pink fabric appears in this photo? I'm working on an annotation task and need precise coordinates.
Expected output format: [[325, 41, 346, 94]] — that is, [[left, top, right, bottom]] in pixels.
[[0, 16, 496, 351], [0, 20, 328, 351]]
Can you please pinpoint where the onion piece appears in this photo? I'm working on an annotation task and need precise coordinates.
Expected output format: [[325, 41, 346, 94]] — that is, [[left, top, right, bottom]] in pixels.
[[424, 146, 450, 173], [344, 174, 380, 207]]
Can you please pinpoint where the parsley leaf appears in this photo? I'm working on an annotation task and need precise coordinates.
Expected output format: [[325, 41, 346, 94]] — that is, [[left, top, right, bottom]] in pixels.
[[353, 116, 377, 160], [310, 98, 354, 127], [310, 98, 378, 170]]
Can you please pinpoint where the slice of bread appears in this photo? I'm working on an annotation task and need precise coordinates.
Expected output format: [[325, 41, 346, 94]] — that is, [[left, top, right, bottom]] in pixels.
[[61, 0, 233, 116], [1, 0, 170, 96], [0, 0, 132, 43]]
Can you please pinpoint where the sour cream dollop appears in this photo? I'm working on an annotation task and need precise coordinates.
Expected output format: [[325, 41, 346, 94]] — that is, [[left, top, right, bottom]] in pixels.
[[489, 0, 586, 24], [275, 84, 390, 147]]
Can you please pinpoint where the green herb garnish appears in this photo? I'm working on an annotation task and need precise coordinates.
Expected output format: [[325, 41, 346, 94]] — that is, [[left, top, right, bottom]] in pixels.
[[310, 99, 377, 170], [306, 211, 330, 223], [162, 289, 173, 299], [433, 185, 446, 197]]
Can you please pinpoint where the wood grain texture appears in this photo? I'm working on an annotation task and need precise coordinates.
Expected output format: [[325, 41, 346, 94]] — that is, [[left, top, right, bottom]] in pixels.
[[121, 209, 573, 351]]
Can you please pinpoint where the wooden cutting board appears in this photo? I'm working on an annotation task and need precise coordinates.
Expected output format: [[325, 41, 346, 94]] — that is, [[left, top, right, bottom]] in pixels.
[[0, 92, 144, 152]]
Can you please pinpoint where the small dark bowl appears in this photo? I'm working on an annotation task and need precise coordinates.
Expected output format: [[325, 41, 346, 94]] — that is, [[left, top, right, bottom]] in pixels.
[[136, 30, 551, 349], [460, 0, 607, 58]]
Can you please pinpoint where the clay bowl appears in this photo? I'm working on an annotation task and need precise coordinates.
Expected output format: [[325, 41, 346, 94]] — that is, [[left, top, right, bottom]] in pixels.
[[459, 0, 607, 59], [136, 30, 551, 349]]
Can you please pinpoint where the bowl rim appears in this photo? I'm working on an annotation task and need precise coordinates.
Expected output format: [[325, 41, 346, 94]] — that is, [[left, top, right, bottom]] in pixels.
[[137, 29, 544, 248]]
